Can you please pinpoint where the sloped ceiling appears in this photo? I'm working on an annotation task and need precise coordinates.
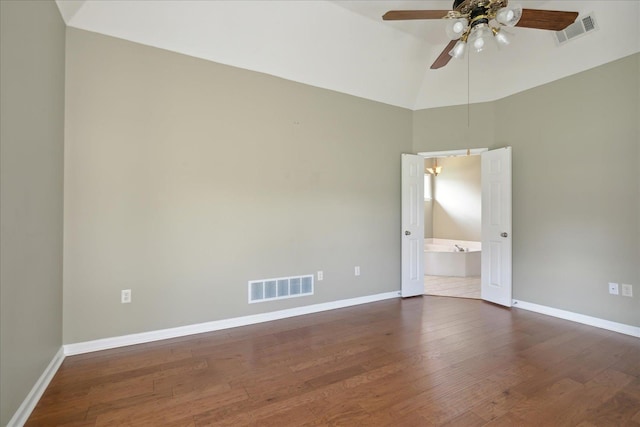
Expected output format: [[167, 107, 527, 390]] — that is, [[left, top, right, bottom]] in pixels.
[[56, 0, 640, 110]]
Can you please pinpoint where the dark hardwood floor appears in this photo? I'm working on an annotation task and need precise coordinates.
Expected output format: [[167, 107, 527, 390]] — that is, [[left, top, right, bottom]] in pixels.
[[27, 296, 640, 426]]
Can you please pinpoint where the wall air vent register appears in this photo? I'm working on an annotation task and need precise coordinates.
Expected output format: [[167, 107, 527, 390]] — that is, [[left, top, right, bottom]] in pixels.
[[249, 275, 314, 303]]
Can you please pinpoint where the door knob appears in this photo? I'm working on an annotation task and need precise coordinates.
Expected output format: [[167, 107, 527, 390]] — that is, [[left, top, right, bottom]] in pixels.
[[405, 230, 411, 236], [501, 232, 508, 238]]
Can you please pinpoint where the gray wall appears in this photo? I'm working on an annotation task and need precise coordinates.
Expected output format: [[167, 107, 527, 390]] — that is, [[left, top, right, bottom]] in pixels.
[[432, 156, 481, 242], [413, 54, 640, 327], [63, 28, 412, 344], [494, 54, 639, 326], [413, 102, 496, 153], [0, 1, 65, 424]]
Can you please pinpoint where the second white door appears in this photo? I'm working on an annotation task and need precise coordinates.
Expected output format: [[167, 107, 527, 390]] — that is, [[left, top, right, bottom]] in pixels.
[[481, 147, 512, 307]]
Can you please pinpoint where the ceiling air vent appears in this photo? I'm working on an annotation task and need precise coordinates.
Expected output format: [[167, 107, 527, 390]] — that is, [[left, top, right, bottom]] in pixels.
[[554, 14, 598, 46]]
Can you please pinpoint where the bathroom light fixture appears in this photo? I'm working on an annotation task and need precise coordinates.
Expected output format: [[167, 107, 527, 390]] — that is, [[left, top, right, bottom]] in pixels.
[[427, 158, 442, 176]]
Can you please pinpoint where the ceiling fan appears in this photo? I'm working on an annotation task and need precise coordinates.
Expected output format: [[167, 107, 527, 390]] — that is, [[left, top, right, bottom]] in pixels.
[[383, 0, 579, 69]]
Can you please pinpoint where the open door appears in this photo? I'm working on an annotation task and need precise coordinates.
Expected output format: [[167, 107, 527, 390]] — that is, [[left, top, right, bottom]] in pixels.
[[481, 147, 512, 307], [401, 154, 425, 297]]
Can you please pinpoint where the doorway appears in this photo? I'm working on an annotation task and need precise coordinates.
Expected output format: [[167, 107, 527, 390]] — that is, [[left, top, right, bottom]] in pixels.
[[422, 151, 483, 299], [401, 148, 512, 307]]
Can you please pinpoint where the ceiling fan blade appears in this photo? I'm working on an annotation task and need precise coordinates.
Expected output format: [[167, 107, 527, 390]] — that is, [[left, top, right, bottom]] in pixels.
[[430, 40, 458, 70], [382, 10, 450, 20], [516, 9, 579, 31]]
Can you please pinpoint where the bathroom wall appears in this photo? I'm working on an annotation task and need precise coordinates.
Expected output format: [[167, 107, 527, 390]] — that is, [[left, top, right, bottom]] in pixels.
[[424, 158, 434, 239], [432, 156, 482, 242]]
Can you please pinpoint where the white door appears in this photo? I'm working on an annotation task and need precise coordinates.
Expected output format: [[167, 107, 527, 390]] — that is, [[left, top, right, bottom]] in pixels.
[[401, 154, 425, 297], [481, 147, 512, 307]]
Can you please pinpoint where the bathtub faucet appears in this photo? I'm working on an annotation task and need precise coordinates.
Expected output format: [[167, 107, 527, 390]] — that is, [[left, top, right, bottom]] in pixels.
[[454, 244, 465, 252]]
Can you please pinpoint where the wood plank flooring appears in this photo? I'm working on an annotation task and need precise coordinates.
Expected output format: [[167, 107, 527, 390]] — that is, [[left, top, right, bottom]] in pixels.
[[27, 297, 640, 426], [424, 275, 481, 299]]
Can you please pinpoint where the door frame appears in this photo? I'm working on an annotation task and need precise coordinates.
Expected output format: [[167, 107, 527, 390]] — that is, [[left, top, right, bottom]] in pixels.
[[418, 148, 488, 159], [415, 147, 512, 305]]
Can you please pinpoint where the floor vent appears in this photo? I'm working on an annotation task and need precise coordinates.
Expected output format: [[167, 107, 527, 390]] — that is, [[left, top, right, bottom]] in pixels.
[[249, 274, 314, 303], [554, 14, 598, 46]]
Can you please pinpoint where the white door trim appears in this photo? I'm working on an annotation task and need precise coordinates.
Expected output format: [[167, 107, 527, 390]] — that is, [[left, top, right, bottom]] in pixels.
[[418, 148, 488, 158]]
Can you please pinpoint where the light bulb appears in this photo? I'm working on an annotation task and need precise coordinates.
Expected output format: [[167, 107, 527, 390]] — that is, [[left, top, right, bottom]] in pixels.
[[503, 10, 514, 22], [473, 38, 485, 50], [453, 22, 465, 33]]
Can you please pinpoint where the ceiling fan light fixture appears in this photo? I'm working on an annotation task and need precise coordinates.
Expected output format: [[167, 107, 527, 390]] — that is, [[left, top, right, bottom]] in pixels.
[[382, 3, 579, 70], [445, 18, 469, 40], [495, 4, 523, 27], [468, 23, 493, 52], [448, 38, 468, 59]]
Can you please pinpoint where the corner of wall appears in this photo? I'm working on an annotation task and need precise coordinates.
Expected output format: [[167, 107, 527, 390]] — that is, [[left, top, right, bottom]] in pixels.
[[0, 0, 66, 424]]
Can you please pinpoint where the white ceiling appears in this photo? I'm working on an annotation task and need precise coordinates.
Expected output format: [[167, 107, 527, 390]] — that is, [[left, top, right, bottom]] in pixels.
[[56, 0, 640, 110]]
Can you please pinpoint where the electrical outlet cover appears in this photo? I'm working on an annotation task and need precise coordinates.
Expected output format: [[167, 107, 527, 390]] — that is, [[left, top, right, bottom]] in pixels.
[[608, 283, 619, 295]]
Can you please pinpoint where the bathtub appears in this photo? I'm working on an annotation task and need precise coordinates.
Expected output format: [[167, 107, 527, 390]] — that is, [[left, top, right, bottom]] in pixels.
[[424, 238, 481, 277]]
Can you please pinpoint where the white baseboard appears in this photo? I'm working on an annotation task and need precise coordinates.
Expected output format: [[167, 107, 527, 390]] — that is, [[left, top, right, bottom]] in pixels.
[[7, 346, 65, 427], [64, 291, 400, 356], [512, 299, 640, 338]]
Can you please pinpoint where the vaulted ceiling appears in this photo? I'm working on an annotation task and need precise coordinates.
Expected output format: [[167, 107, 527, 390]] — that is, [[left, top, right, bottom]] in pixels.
[[56, 1, 640, 110]]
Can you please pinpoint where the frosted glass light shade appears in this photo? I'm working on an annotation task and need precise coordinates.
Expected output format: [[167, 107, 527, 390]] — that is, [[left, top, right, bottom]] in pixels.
[[493, 27, 513, 47], [468, 24, 494, 52], [445, 18, 469, 40], [496, 5, 523, 27], [448, 39, 467, 59]]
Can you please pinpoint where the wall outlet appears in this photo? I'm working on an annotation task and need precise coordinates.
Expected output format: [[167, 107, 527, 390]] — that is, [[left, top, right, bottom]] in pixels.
[[121, 289, 132, 303], [355, 266, 360, 276], [317, 271, 323, 281], [608, 282, 619, 295], [621, 284, 633, 297]]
